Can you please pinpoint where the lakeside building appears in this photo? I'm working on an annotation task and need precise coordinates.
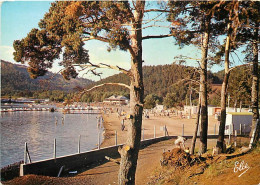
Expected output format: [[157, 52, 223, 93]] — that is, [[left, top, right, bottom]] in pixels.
[[103, 95, 129, 105]]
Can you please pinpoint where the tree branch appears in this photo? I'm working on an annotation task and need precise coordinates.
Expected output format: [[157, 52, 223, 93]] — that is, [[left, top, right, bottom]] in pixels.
[[142, 25, 171, 30], [99, 63, 131, 76], [82, 32, 110, 43], [232, 51, 244, 65], [82, 32, 135, 67], [144, 9, 170, 13], [142, 33, 174, 40], [74, 62, 130, 76], [86, 83, 130, 92], [75, 83, 130, 101], [175, 55, 201, 61], [143, 12, 165, 25], [77, 83, 130, 98]]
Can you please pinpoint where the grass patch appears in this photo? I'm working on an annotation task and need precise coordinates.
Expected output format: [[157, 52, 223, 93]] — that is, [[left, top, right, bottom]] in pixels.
[[251, 142, 260, 154], [205, 160, 234, 179], [148, 166, 190, 185]]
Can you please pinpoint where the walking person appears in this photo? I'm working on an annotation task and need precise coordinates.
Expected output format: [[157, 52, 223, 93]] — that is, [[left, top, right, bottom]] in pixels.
[[121, 118, 125, 131]]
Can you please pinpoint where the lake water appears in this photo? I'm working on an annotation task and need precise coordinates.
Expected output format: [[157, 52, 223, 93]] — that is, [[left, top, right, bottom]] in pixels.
[[0, 110, 103, 167]]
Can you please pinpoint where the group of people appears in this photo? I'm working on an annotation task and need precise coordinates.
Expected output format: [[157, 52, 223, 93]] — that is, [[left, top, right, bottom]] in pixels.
[[55, 116, 65, 125]]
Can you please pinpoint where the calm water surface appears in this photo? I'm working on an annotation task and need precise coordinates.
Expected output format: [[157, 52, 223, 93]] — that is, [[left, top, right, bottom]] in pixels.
[[0, 110, 103, 167]]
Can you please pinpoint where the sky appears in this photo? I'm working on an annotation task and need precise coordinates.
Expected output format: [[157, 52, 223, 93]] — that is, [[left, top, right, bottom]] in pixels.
[[0, 1, 237, 81]]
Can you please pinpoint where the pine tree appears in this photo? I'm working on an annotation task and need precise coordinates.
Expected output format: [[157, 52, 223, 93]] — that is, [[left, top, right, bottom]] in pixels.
[[168, 1, 219, 153]]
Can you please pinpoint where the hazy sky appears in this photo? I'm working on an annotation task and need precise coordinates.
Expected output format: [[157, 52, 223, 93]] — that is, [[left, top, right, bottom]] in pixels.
[[1, 1, 237, 81]]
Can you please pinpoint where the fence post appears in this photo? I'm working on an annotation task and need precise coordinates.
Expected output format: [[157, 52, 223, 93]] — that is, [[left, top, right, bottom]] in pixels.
[[53, 138, 56, 159], [182, 124, 184, 136], [228, 134, 231, 145], [78, 135, 81, 154], [228, 126, 231, 145], [234, 130, 237, 147], [154, 125, 156, 139], [98, 131, 100, 149], [115, 130, 117, 146], [243, 124, 246, 135], [240, 124, 242, 135], [24, 142, 27, 164]]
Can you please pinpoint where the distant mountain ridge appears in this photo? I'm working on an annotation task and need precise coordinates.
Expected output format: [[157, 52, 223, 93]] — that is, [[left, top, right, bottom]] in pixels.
[[1, 60, 93, 94], [1, 60, 223, 98]]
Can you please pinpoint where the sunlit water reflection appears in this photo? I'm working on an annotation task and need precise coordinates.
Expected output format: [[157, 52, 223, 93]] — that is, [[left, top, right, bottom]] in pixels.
[[0, 110, 103, 167]]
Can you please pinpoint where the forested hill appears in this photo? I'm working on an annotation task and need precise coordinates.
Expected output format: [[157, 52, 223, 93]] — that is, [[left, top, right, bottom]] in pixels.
[[90, 64, 223, 97], [1, 60, 93, 95], [1, 61, 223, 100]]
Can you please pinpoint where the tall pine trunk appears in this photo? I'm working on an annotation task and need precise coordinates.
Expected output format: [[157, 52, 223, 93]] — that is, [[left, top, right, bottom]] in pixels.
[[199, 15, 210, 154], [249, 21, 259, 145], [118, 1, 144, 184], [216, 17, 232, 153]]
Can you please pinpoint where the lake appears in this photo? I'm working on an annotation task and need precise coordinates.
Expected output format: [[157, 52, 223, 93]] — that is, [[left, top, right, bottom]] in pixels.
[[0, 110, 103, 167]]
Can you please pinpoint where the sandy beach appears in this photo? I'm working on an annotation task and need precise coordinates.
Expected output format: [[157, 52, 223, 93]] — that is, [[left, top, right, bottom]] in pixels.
[[100, 108, 219, 148]]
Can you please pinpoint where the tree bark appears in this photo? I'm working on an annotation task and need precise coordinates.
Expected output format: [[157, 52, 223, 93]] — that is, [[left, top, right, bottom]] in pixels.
[[249, 21, 259, 145], [199, 15, 210, 154], [190, 97, 201, 155], [216, 16, 232, 153], [118, 1, 145, 184]]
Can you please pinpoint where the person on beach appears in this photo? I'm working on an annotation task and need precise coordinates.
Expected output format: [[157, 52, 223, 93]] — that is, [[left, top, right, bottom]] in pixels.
[[96, 116, 101, 129], [100, 116, 104, 128], [179, 111, 183, 119], [62, 116, 64, 124], [121, 118, 125, 131], [55, 116, 58, 125]]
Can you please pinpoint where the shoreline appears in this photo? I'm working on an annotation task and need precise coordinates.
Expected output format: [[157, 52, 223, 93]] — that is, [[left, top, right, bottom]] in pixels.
[[100, 109, 219, 149], [100, 112, 127, 148]]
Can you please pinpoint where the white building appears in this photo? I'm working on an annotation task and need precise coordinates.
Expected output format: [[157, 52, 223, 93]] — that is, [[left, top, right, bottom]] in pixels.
[[184, 105, 198, 115], [225, 112, 253, 135], [154, 104, 164, 111]]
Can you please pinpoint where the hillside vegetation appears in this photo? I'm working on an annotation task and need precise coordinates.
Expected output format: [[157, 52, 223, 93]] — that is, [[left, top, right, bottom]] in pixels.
[[86, 64, 222, 103], [1, 60, 93, 98]]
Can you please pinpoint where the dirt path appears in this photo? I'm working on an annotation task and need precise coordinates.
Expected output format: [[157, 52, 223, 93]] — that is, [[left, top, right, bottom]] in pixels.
[[76, 138, 219, 185], [77, 139, 174, 185]]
